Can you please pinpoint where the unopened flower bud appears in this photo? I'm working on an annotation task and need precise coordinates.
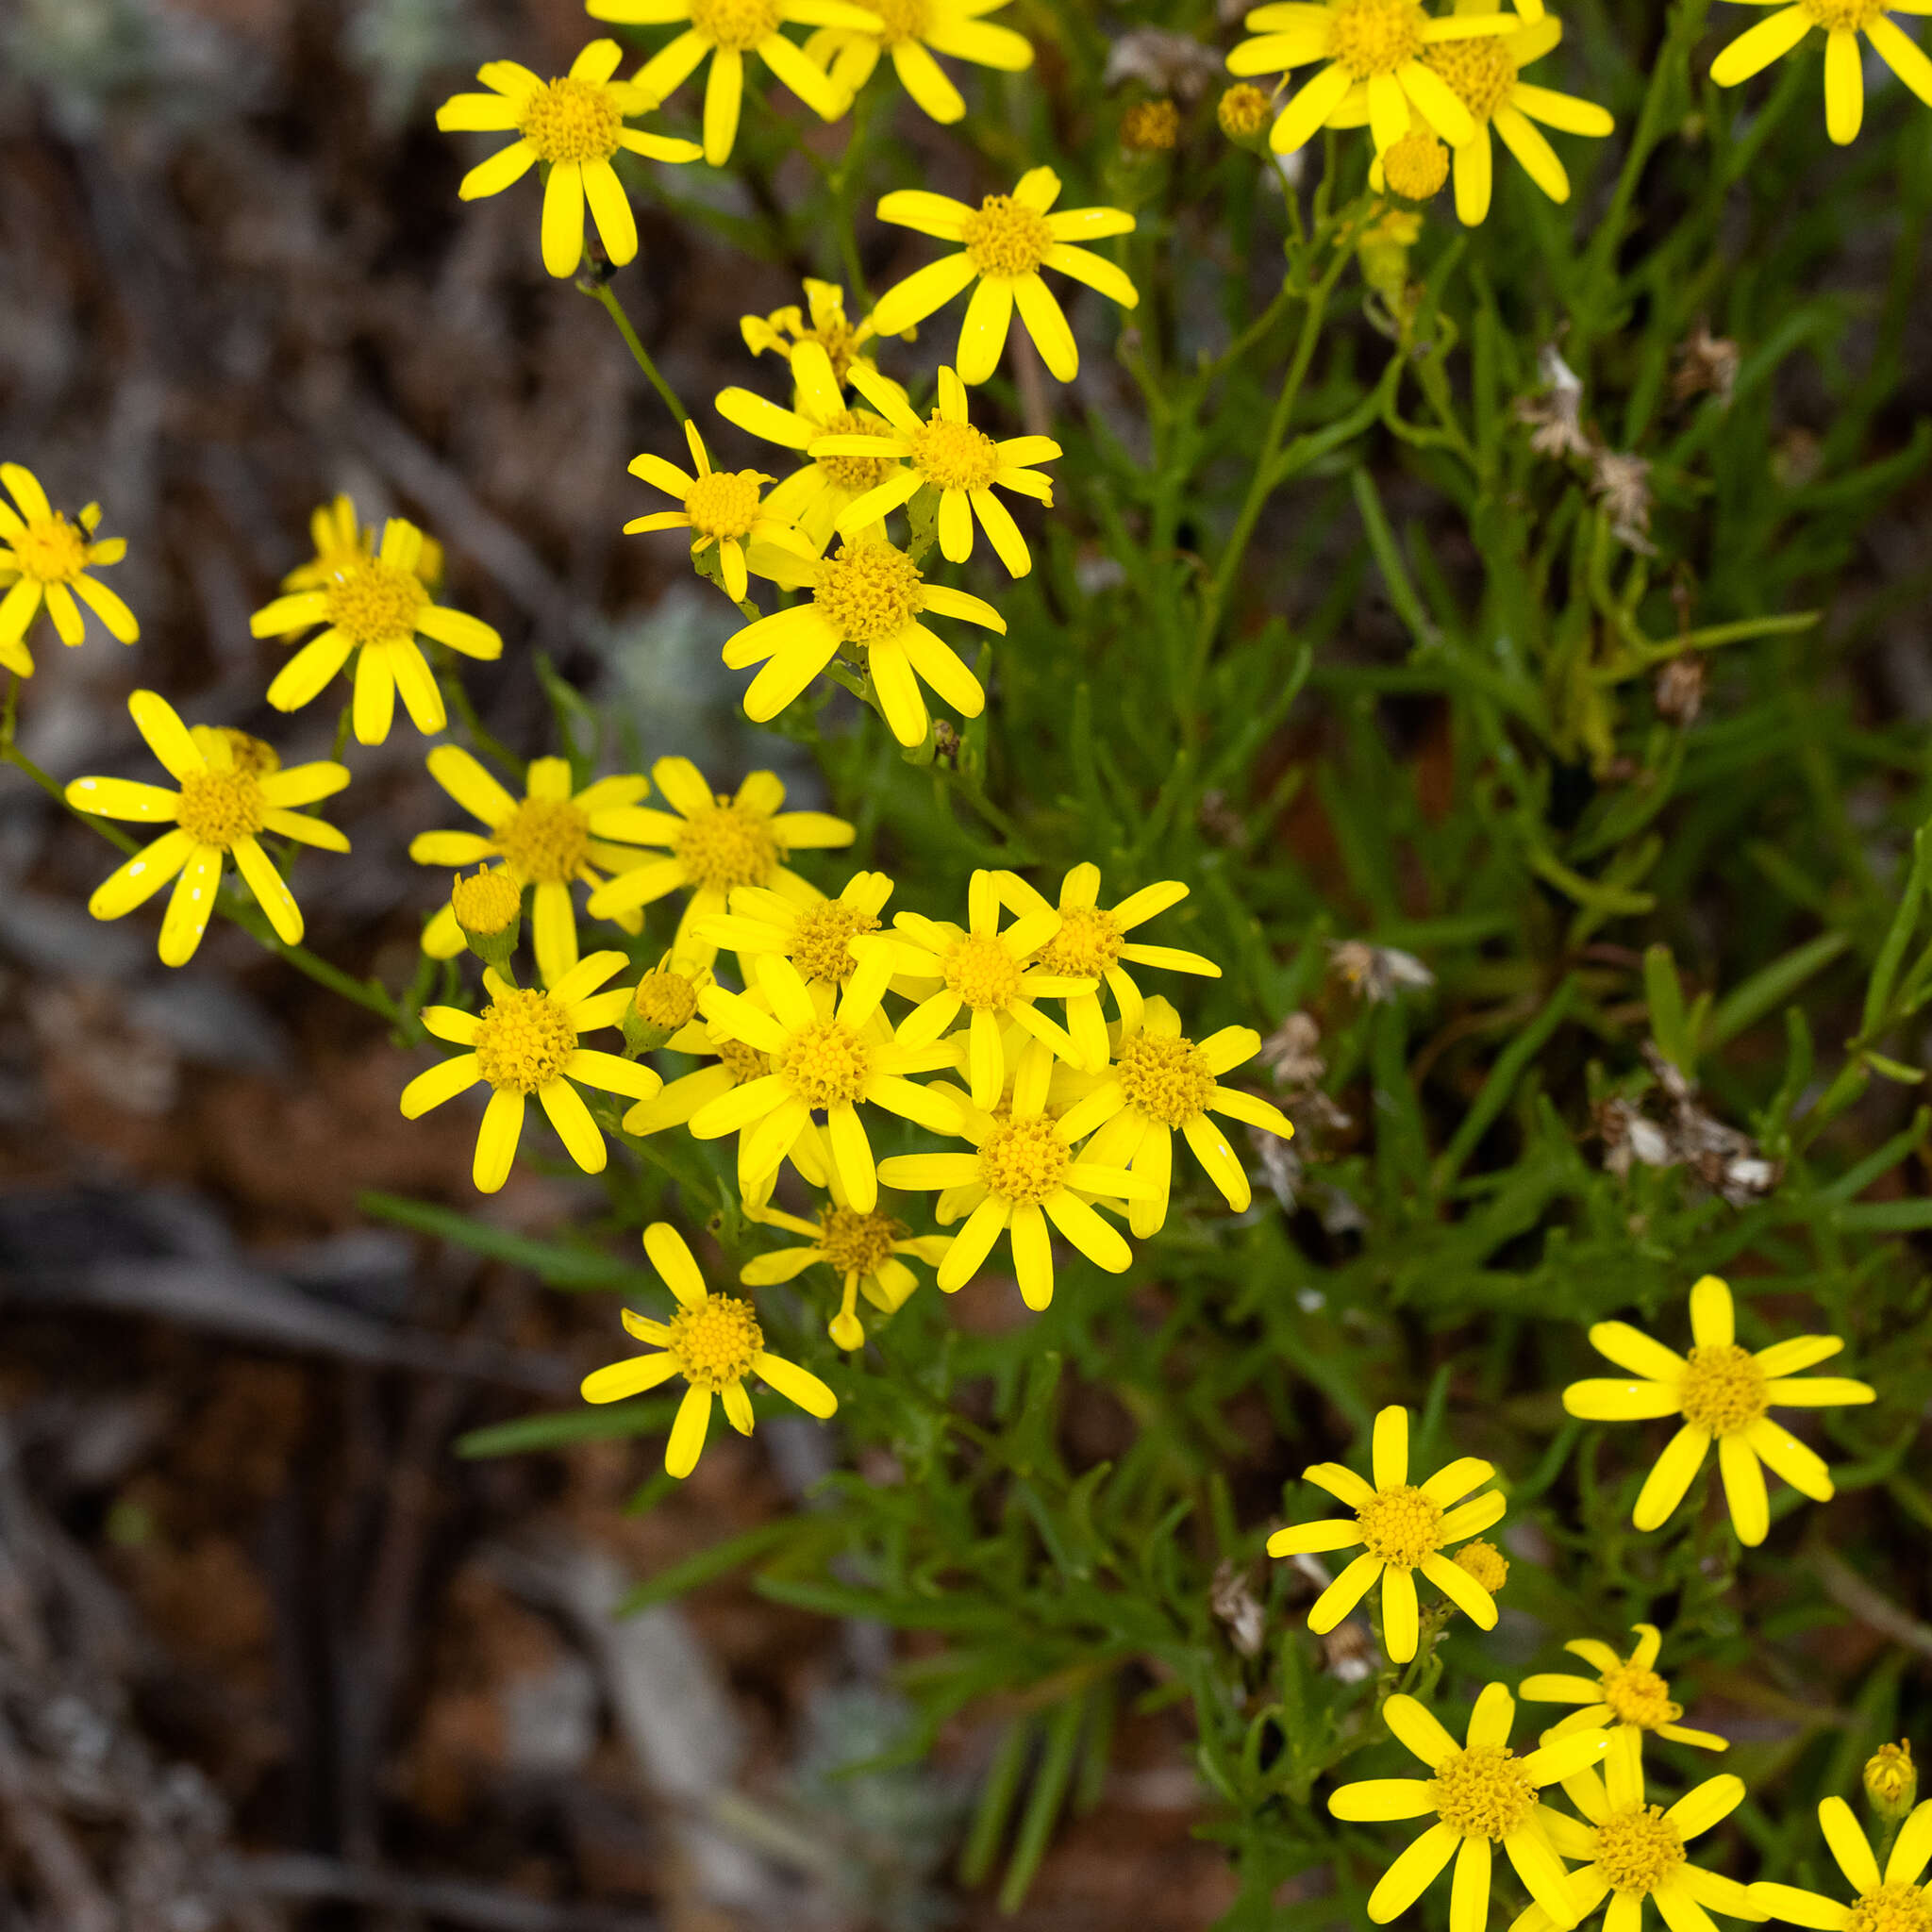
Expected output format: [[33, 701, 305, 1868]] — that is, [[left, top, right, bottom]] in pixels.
[[1218, 83, 1272, 144], [451, 867, 521, 976], [1381, 129, 1448, 203], [1865, 1740, 1916, 1823], [624, 957, 703, 1058], [1452, 1540, 1509, 1597], [1121, 99, 1180, 153]]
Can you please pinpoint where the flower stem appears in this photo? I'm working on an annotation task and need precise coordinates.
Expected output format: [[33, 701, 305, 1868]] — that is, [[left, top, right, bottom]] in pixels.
[[578, 269, 688, 425]]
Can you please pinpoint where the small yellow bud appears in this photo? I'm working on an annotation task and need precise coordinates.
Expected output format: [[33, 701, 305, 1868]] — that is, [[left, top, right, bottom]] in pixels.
[[1121, 99, 1180, 153], [1452, 1540, 1509, 1596], [1865, 1740, 1916, 1823], [623, 957, 704, 1057], [1218, 83, 1272, 143], [1357, 206, 1422, 306], [451, 867, 521, 976], [1382, 129, 1448, 203]]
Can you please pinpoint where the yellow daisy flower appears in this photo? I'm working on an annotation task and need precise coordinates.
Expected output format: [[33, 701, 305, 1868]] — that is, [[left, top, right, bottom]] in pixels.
[[622, 988, 835, 1206], [1515, 1742, 1757, 1932], [877, 1036, 1156, 1309], [1521, 1626, 1729, 1760], [1056, 997, 1293, 1237], [1334, 0, 1614, 223], [1710, 0, 1932, 146], [409, 749, 658, 990], [435, 41, 703, 277], [889, 869, 1093, 1109], [690, 950, 962, 1211], [585, 0, 883, 166], [713, 341, 908, 550], [1560, 1274, 1874, 1546], [1266, 1405, 1507, 1662], [400, 952, 660, 1192], [728, 535, 1004, 746], [67, 693, 349, 968], [582, 1222, 838, 1477], [0, 463, 138, 675], [583, 756, 855, 959], [741, 277, 879, 380], [870, 167, 1138, 386], [1225, 0, 1516, 157], [281, 494, 443, 594], [809, 362, 1059, 576], [1327, 1683, 1609, 1927], [991, 863, 1222, 1070], [803, 0, 1033, 125], [695, 868, 898, 985], [741, 1192, 949, 1347], [624, 420, 813, 603], [1751, 1794, 1932, 1930], [249, 517, 502, 745]]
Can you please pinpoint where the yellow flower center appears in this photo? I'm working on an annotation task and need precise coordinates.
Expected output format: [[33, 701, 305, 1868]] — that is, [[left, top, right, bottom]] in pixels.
[[813, 542, 925, 644], [815, 409, 897, 493], [1593, 1807, 1687, 1896], [1427, 1746, 1539, 1841], [977, 1112, 1070, 1206], [689, 0, 784, 50], [1677, 1344, 1769, 1436], [473, 987, 577, 1094], [673, 798, 783, 893], [492, 796, 591, 885], [777, 1017, 874, 1108], [452, 868, 522, 937], [818, 1206, 905, 1275], [175, 767, 267, 849], [791, 899, 881, 983], [1121, 99, 1180, 152], [1034, 905, 1124, 978], [517, 75, 624, 164], [1115, 1031, 1216, 1128], [632, 966, 699, 1032], [910, 414, 1001, 492], [1382, 128, 1448, 200], [869, 0, 932, 44], [323, 557, 426, 647], [11, 513, 89, 584], [1452, 1540, 1508, 1593], [666, 1294, 763, 1391], [1218, 82, 1273, 139], [1328, 0, 1428, 79], [1423, 34, 1517, 122], [1354, 1483, 1445, 1568], [714, 1035, 771, 1083], [1851, 1889, 1932, 1932], [1799, 0, 1887, 28], [961, 194, 1055, 278], [1599, 1663, 1681, 1731], [944, 932, 1023, 1011], [683, 469, 765, 541]]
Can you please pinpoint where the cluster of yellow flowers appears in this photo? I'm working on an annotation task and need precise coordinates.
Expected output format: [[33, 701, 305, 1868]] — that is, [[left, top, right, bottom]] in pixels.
[[1262, 1271, 1884, 1928]]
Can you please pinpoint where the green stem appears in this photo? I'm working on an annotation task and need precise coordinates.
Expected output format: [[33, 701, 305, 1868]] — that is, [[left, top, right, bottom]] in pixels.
[[438, 655, 526, 781], [1193, 242, 1350, 663], [216, 886, 406, 1027], [578, 272, 688, 425], [0, 685, 141, 854]]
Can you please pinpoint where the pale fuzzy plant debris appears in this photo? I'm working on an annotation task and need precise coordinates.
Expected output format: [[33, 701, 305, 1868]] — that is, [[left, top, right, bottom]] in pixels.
[[1330, 939, 1435, 1002], [1654, 653, 1707, 726], [1597, 1046, 1783, 1206], [1591, 450, 1657, 555], [1103, 26, 1224, 101], [1672, 320, 1740, 408], [1320, 1621, 1375, 1684], [1209, 1558, 1268, 1659], [1515, 341, 1592, 459], [1258, 1009, 1325, 1091]]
